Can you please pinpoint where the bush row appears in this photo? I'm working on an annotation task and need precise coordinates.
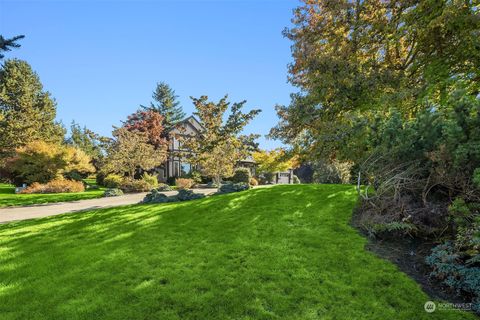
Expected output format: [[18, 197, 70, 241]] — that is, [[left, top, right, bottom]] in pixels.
[[20, 179, 85, 194]]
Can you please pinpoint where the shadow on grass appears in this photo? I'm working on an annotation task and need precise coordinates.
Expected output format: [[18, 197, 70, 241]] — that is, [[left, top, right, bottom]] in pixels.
[[0, 184, 473, 320], [0, 188, 105, 207]]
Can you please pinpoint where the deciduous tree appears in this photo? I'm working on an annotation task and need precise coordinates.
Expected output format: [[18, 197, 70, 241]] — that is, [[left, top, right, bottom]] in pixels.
[[253, 149, 296, 175], [181, 95, 261, 184], [272, 0, 480, 163], [4, 141, 94, 184], [123, 110, 168, 151], [103, 127, 167, 178]]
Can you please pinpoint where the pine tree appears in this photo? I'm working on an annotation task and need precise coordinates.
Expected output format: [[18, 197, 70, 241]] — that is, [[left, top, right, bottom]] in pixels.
[[66, 121, 106, 161], [142, 82, 185, 128], [0, 59, 65, 158], [0, 35, 25, 59]]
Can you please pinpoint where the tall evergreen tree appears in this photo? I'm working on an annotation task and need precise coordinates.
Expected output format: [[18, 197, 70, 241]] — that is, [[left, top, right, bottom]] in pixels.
[[0, 35, 25, 59], [0, 59, 65, 158], [142, 82, 185, 128], [66, 121, 107, 163]]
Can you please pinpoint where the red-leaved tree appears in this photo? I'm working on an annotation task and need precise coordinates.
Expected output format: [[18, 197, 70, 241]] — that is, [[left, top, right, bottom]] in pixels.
[[123, 110, 168, 151]]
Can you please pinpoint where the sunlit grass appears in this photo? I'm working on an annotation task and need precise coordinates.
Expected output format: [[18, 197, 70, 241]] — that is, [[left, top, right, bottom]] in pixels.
[[0, 182, 105, 207], [0, 185, 475, 319]]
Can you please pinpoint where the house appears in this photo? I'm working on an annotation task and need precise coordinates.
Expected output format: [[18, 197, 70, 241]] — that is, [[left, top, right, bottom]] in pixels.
[[156, 116, 294, 184], [156, 116, 256, 182], [155, 116, 202, 182]]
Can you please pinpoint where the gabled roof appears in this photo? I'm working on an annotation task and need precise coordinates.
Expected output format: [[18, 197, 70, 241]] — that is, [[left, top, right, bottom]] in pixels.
[[238, 156, 256, 164], [169, 115, 205, 135]]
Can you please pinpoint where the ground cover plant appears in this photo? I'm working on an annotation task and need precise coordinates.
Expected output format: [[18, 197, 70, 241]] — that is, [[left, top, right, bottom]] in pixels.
[[0, 185, 475, 319], [103, 188, 124, 197], [217, 182, 250, 194], [142, 189, 205, 204], [0, 182, 104, 207]]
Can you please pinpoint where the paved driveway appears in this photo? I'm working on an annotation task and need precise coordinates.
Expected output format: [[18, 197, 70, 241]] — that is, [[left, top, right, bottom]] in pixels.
[[0, 188, 217, 224]]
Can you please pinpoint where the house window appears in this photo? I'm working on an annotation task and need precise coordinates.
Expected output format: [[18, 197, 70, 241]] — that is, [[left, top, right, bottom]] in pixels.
[[181, 162, 191, 176], [174, 162, 180, 177]]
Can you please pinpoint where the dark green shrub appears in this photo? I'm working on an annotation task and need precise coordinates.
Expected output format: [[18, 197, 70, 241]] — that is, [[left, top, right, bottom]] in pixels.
[[103, 188, 123, 197], [63, 171, 84, 181], [311, 160, 352, 184], [232, 168, 251, 184], [448, 198, 473, 227], [372, 222, 418, 237], [166, 177, 176, 186], [176, 189, 205, 201], [142, 188, 205, 204], [206, 181, 219, 188], [426, 242, 480, 312], [104, 174, 123, 188], [474, 168, 480, 190], [96, 172, 106, 186], [142, 189, 172, 203], [218, 182, 250, 194], [357, 92, 480, 239], [263, 172, 275, 184]]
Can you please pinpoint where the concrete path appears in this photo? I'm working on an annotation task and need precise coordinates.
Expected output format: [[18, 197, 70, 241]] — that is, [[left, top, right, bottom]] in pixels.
[[0, 188, 217, 224]]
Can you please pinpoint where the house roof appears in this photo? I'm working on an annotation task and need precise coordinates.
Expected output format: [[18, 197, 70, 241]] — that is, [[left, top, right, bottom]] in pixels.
[[180, 116, 204, 130], [169, 116, 257, 164], [238, 156, 256, 164], [169, 115, 204, 135]]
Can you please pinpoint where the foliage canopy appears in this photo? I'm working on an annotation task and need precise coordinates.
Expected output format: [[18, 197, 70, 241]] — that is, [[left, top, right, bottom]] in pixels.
[[181, 95, 260, 183]]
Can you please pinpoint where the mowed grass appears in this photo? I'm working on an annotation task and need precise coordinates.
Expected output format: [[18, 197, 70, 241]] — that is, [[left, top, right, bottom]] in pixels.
[[0, 181, 105, 207], [0, 185, 475, 319]]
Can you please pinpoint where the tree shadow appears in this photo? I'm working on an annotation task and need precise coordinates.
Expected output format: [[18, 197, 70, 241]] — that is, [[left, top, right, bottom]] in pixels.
[[1, 184, 447, 320]]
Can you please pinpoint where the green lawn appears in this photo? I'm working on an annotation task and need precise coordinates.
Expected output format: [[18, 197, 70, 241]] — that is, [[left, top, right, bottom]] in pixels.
[[0, 185, 475, 319], [0, 182, 105, 207]]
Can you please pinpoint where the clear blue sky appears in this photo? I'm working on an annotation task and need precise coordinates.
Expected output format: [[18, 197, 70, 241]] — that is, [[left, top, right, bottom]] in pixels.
[[1, 0, 299, 150]]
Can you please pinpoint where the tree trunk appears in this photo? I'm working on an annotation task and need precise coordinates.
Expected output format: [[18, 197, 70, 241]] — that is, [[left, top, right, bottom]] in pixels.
[[214, 174, 221, 185]]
